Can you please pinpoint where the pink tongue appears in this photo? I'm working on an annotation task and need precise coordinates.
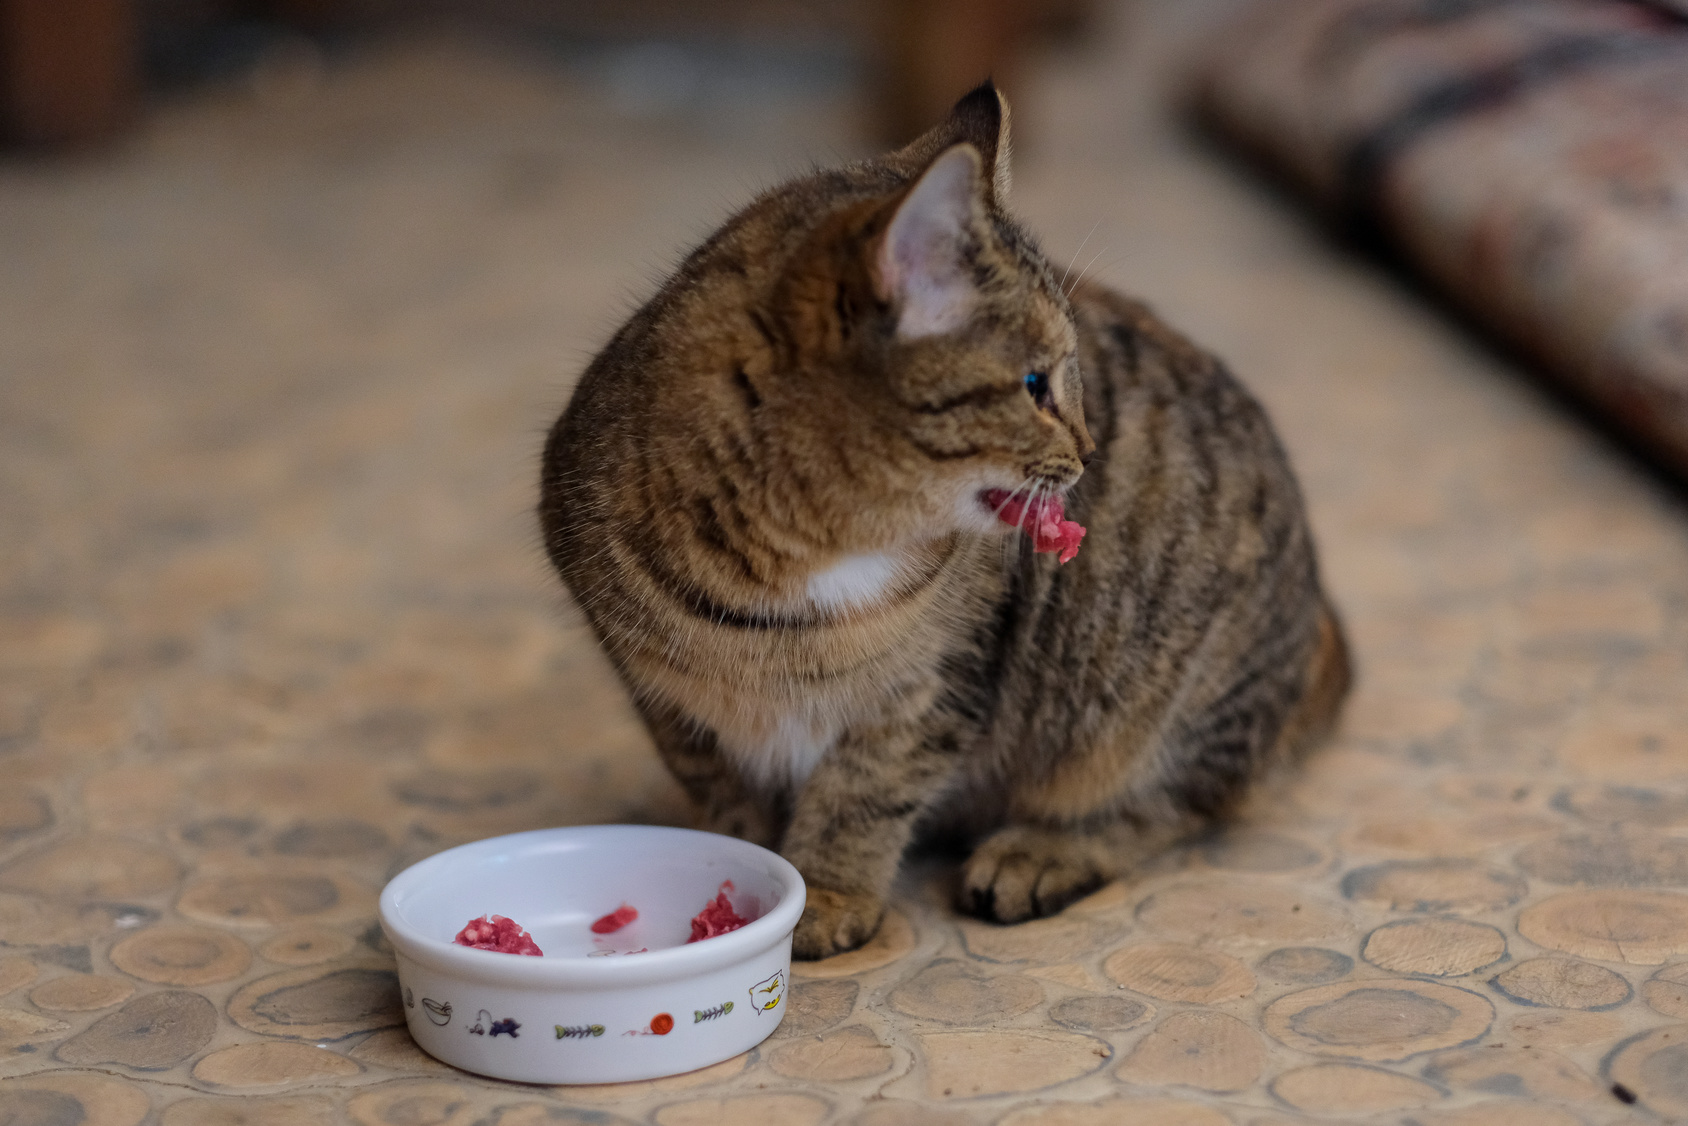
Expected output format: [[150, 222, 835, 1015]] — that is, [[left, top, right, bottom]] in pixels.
[[982, 490, 1087, 564]]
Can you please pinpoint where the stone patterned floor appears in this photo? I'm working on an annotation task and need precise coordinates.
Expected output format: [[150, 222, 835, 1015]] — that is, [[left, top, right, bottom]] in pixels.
[[5, 2, 1688, 1123]]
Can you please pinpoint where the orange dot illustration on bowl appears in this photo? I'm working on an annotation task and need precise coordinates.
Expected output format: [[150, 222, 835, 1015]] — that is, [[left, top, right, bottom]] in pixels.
[[650, 1013, 674, 1035]]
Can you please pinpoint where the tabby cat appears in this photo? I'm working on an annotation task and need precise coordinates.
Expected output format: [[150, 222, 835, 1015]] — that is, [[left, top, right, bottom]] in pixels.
[[540, 83, 1350, 958]]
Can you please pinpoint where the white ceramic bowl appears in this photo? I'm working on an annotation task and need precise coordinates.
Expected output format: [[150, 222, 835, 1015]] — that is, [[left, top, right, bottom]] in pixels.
[[378, 824, 806, 1084]]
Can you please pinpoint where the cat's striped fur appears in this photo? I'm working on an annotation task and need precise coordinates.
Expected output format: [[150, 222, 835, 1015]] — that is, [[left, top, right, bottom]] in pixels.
[[540, 84, 1349, 958]]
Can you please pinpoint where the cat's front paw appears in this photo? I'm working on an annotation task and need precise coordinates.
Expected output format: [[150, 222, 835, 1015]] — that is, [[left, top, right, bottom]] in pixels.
[[791, 886, 885, 960], [961, 826, 1108, 924]]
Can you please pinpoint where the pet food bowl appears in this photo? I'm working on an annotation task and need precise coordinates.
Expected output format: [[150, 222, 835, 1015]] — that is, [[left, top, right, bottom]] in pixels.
[[378, 824, 806, 1084]]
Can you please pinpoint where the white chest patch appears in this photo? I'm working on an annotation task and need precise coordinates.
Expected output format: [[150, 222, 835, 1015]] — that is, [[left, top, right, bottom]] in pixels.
[[806, 552, 903, 613], [718, 711, 837, 790]]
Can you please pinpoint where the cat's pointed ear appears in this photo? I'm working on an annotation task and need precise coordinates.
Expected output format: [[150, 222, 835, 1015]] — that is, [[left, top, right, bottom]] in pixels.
[[873, 144, 984, 340], [891, 81, 1013, 204], [947, 82, 1012, 203]]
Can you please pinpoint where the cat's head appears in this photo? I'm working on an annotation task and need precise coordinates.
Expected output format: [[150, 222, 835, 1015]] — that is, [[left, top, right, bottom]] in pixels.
[[638, 83, 1094, 564], [847, 83, 1097, 543]]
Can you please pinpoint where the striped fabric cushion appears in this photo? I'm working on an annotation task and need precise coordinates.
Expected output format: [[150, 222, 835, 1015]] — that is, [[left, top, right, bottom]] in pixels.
[[1197, 0, 1688, 476]]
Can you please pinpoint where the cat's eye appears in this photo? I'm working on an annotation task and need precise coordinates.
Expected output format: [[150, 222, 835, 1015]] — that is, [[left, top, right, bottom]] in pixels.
[[1024, 371, 1051, 407]]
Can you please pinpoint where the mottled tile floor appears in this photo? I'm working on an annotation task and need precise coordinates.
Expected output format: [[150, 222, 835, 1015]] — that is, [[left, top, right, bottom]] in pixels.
[[5, 2, 1688, 1123]]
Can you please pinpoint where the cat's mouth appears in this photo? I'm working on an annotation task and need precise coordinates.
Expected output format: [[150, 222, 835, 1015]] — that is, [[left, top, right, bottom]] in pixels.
[[978, 489, 1087, 564]]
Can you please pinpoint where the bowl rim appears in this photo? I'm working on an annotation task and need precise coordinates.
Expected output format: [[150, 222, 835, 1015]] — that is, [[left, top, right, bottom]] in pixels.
[[378, 824, 805, 988]]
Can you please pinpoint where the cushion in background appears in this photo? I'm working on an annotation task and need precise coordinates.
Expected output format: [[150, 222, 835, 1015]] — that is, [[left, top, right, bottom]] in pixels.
[[1196, 0, 1688, 477]]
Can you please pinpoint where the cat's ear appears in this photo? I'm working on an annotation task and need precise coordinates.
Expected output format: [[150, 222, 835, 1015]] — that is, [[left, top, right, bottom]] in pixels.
[[873, 144, 984, 340], [946, 82, 1013, 203], [891, 81, 1013, 205]]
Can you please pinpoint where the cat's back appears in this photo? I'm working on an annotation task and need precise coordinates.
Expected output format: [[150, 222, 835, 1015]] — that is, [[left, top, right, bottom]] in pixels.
[[994, 280, 1327, 730], [1067, 279, 1312, 575], [963, 279, 1342, 829], [540, 162, 910, 551]]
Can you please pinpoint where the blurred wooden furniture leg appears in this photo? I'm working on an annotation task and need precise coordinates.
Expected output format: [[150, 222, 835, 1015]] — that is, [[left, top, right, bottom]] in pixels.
[[874, 0, 1099, 147], [0, 0, 137, 144], [877, 0, 1025, 146]]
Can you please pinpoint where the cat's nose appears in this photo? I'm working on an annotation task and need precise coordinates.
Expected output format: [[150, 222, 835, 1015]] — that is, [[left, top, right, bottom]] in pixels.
[[1073, 420, 1097, 463]]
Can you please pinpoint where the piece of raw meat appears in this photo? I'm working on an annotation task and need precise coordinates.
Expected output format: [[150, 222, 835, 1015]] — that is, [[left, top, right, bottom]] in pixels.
[[982, 489, 1086, 563], [454, 914, 543, 955], [687, 881, 750, 942], [590, 904, 638, 934]]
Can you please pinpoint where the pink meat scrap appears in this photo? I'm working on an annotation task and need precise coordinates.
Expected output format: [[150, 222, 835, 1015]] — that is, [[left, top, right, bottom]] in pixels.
[[591, 904, 638, 934], [454, 914, 543, 955], [687, 881, 749, 942], [984, 490, 1087, 563]]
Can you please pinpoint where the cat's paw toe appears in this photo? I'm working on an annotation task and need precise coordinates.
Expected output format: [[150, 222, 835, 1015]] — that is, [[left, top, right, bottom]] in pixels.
[[961, 829, 1106, 924], [791, 887, 884, 960]]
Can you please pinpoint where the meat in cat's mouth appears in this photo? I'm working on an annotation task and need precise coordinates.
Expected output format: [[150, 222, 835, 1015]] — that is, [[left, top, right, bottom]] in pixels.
[[980, 489, 1087, 563]]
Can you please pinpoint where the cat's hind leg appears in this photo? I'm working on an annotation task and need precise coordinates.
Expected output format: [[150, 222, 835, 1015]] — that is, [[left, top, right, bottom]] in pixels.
[[961, 692, 1292, 924], [961, 601, 1350, 924], [960, 819, 1181, 923]]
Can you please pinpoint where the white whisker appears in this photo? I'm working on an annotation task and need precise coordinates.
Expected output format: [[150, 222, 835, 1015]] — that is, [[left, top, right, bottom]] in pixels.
[[1067, 245, 1109, 296], [1058, 220, 1100, 294]]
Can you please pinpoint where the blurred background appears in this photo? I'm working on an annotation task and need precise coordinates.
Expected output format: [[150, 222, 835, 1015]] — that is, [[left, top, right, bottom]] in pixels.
[[0, 0, 1097, 150], [7, 0, 1688, 1119]]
